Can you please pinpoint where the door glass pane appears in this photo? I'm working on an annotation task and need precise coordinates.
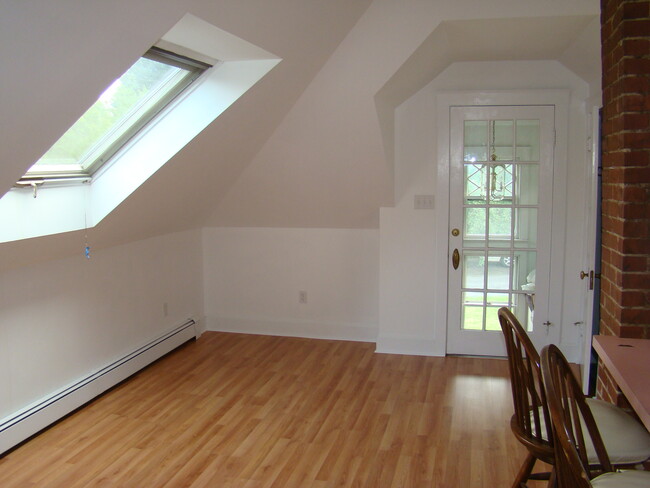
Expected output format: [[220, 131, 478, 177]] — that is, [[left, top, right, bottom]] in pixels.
[[464, 163, 487, 204], [488, 207, 512, 247], [462, 291, 484, 330], [487, 254, 510, 290], [457, 115, 544, 338], [512, 251, 536, 291], [492, 120, 514, 161], [464, 121, 488, 162], [486, 293, 509, 331], [464, 207, 486, 247], [516, 120, 540, 162], [514, 164, 539, 205], [514, 208, 538, 248], [463, 253, 485, 289], [488, 163, 513, 203]]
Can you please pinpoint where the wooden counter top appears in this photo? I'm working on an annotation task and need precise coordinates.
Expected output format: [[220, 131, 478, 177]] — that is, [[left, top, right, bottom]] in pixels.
[[593, 335, 650, 431]]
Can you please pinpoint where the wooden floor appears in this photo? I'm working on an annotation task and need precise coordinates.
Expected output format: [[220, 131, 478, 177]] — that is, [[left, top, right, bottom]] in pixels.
[[0, 332, 550, 487]]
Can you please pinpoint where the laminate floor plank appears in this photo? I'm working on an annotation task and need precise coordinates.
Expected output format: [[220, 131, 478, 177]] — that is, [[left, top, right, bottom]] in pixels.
[[0, 332, 550, 487]]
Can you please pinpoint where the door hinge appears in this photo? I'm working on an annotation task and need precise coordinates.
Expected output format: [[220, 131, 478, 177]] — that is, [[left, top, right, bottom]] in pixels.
[[543, 320, 553, 336]]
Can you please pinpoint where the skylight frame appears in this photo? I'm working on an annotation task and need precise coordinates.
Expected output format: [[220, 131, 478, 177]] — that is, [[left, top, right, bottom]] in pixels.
[[20, 47, 211, 182]]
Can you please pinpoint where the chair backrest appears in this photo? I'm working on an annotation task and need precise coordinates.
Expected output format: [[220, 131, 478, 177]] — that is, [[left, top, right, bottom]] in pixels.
[[540, 344, 613, 488], [498, 307, 554, 450]]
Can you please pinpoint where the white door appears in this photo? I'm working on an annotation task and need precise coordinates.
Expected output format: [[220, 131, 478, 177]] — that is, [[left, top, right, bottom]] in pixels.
[[446, 105, 560, 356]]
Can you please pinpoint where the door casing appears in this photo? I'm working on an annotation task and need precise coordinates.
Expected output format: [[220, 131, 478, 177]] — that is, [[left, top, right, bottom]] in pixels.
[[579, 106, 602, 392], [446, 104, 557, 356], [433, 90, 572, 357]]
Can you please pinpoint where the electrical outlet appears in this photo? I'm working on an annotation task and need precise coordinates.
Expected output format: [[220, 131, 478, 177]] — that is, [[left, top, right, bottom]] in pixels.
[[414, 194, 434, 209], [299, 291, 308, 304]]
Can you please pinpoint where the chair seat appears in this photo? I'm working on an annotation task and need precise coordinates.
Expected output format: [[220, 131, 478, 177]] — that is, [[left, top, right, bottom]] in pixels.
[[587, 398, 650, 465], [532, 399, 650, 464], [591, 470, 650, 487]]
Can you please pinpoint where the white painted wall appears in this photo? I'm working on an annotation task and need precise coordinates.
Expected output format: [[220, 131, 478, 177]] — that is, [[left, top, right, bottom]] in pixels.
[[378, 60, 593, 361], [0, 184, 89, 244], [206, 0, 599, 229], [377, 87, 438, 355], [202, 227, 379, 342], [0, 229, 203, 420]]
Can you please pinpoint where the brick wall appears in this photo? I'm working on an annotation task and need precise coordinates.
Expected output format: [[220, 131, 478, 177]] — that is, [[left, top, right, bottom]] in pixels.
[[598, 0, 650, 401]]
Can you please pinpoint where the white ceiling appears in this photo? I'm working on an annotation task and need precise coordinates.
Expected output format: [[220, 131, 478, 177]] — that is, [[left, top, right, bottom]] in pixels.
[[0, 0, 601, 270]]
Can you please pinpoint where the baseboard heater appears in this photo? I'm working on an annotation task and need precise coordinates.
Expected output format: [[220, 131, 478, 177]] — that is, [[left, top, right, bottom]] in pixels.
[[0, 319, 198, 455]]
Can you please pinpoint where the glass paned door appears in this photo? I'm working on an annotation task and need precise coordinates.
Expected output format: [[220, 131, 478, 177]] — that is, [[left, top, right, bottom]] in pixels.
[[447, 105, 557, 356]]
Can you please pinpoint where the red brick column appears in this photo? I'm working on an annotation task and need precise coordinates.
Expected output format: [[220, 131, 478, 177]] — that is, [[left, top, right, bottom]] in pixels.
[[598, 0, 650, 402]]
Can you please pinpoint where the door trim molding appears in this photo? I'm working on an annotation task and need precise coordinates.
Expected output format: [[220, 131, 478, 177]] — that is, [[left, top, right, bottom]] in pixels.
[[580, 105, 602, 393], [434, 90, 570, 356]]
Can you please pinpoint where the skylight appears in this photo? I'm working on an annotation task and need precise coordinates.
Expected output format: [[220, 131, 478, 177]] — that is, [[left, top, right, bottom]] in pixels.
[[1, 13, 281, 244], [22, 47, 210, 180]]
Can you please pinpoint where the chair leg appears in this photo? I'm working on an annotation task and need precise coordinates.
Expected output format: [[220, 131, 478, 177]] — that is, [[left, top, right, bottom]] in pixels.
[[548, 467, 557, 488], [513, 453, 537, 488]]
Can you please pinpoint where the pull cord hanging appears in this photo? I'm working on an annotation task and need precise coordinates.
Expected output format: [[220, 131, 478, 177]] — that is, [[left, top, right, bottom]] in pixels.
[[84, 212, 91, 260]]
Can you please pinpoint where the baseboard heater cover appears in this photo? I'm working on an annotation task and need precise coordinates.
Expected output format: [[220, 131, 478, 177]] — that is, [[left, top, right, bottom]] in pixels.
[[0, 319, 197, 455]]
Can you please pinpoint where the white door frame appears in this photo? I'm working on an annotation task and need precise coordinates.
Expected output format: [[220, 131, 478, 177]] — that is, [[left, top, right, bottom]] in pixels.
[[579, 106, 602, 392], [434, 90, 570, 356], [446, 105, 556, 356]]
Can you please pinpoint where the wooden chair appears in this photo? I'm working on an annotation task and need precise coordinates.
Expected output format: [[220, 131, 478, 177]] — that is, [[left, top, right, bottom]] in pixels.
[[498, 307, 555, 487], [498, 307, 650, 488], [541, 344, 650, 488]]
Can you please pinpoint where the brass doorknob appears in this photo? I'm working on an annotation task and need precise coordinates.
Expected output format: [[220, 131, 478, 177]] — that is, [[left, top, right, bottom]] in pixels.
[[452, 249, 460, 270], [580, 270, 599, 291]]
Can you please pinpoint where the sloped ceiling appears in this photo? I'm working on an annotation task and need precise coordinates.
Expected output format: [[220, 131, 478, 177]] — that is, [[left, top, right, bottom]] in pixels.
[[0, 0, 373, 269], [205, 1, 600, 229], [0, 0, 600, 270], [375, 15, 601, 184]]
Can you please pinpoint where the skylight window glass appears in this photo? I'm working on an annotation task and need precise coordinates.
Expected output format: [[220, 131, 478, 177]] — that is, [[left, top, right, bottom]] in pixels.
[[23, 48, 210, 179]]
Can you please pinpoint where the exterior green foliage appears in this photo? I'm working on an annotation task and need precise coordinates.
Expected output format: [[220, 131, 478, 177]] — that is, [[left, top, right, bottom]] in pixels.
[[37, 59, 177, 167]]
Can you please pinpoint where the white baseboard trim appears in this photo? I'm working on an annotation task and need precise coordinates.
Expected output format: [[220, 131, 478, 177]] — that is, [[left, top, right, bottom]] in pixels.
[[375, 334, 444, 357], [206, 315, 377, 343], [193, 316, 208, 337], [0, 319, 197, 455]]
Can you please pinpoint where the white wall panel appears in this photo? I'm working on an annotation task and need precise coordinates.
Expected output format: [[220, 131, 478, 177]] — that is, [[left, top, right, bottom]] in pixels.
[[202, 227, 379, 342], [0, 229, 203, 419]]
